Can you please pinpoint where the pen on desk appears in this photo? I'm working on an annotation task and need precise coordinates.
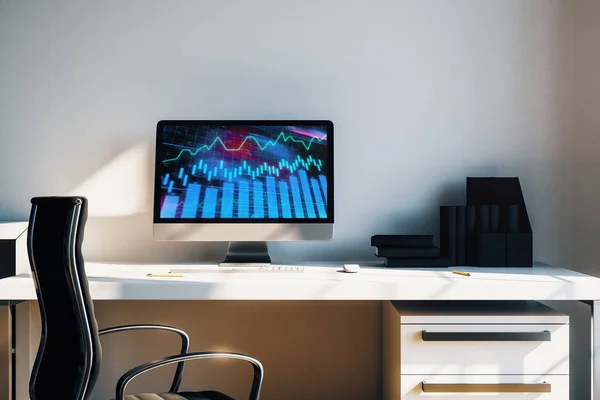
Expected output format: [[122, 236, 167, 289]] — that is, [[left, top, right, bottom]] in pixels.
[[146, 273, 183, 278], [452, 270, 470, 277]]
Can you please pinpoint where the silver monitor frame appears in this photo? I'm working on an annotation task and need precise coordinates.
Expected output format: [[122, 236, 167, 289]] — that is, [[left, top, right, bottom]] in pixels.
[[154, 222, 334, 242], [152, 120, 334, 263]]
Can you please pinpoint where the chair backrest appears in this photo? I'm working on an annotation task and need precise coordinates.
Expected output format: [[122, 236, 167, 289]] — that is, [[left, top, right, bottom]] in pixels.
[[27, 196, 102, 400]]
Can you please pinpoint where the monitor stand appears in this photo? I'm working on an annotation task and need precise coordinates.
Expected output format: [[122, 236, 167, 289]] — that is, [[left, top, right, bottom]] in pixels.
[[219, 241, 272, 266]]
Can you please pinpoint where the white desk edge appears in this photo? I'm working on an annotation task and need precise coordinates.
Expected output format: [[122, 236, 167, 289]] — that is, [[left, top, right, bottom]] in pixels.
[[2, 261, 600, 301]]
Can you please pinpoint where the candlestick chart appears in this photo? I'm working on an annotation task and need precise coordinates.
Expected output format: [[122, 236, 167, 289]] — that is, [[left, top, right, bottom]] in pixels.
[[158, 124, 329, 219]]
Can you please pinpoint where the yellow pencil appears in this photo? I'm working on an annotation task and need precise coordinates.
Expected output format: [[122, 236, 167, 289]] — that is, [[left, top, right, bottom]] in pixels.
[[146, 273, 184, 278], [452, 270, 470, 277]]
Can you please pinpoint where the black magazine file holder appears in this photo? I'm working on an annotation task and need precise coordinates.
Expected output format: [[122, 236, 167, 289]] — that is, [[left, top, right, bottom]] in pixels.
[[466, 177, 533, 267]]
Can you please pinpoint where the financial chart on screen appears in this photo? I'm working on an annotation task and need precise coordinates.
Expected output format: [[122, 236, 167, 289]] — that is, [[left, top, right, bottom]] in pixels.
[[157, 123, 330, 220]]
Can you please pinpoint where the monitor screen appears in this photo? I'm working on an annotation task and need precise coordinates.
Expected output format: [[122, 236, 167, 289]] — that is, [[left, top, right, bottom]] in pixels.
[[154, 120, 333, 223]]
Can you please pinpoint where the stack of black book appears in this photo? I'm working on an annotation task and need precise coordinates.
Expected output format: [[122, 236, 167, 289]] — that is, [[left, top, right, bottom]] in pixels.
[[371, 235, 449, 267]]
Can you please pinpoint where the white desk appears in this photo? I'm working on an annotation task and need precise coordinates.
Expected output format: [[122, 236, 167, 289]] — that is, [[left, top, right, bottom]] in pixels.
[[1, 261, 599, 301], [2, 262, 600, 399]]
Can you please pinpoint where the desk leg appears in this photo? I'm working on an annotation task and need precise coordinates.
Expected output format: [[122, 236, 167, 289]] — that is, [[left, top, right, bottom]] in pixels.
[[14, 302, 38, 400], [593, 301, 600, 399], [0, 305, 11, 400]]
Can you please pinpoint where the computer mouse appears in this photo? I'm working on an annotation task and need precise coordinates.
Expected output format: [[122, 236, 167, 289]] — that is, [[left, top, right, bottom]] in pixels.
[[343, 264, 360, 273]]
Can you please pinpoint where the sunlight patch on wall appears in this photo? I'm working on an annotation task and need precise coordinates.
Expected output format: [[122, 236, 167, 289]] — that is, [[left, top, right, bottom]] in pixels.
[[69, 142, 152, 217]]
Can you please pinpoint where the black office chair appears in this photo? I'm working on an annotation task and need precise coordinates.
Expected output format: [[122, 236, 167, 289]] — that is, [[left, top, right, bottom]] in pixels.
[[27, 196, 263, 400]]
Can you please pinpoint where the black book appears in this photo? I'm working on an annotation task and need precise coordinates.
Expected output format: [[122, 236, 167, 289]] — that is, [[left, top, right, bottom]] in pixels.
[[440, 206, 457, 266], [465, 205, 477, 265], [456, 206, 466, 266], [490, 205, 500, 233], [478, 205, 490, 233], [384, 257, 449, 268], [371, 235, 434, 248], [507, 205, 519, 233], [375, 247, 440, 258]]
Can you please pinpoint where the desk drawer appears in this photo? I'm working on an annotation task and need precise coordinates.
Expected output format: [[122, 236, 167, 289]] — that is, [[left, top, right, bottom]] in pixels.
[[400, 324, 568, 375], [398, 374, 568, 399]]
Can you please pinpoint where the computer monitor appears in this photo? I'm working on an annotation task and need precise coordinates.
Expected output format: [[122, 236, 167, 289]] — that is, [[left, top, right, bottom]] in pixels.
[[153, 120, 334, 265]]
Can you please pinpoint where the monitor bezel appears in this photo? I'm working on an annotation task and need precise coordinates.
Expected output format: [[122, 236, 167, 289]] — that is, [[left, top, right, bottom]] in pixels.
[[153, 119, 334, 224]]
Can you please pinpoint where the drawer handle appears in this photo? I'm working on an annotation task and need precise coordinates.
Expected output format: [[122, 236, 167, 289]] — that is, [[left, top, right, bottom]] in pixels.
[[421, 330, 551, 341], [422, 382, 551, 393]]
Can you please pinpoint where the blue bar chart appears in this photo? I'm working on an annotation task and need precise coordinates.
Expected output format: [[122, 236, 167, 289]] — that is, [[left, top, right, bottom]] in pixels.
[[279, 181, 292, 218], [238, 180, 250, 218], [253, 181, 264, 218], [160, 195, 179, 218], [221, 182, 234, 218], [266, 176, 278, 218], [160, 171, 328, 219], [289, 177, 304, 218], [181, 183, 201, 218], [298, 170, 316, 218], [201, 187, 218, 218]]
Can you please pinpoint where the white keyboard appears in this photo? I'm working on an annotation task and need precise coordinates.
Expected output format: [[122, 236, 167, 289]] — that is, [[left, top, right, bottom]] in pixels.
[[170, 266, 305, 273], [256, 266, 304, 272]]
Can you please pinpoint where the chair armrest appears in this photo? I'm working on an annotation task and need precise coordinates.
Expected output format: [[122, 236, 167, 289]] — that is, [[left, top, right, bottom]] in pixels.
[[116, 352, 264, 400], [99, 324, 190, 393]]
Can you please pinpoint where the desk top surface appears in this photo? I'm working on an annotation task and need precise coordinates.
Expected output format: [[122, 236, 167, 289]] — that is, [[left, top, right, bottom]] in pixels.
[[1, 261, 600, 301]]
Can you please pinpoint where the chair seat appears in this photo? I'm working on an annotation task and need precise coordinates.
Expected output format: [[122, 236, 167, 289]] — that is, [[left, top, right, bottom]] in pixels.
[[121, 391, 234, 400]]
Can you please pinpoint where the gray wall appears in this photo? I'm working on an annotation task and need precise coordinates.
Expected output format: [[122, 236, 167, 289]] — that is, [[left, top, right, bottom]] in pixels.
[[573, 0, 600, 275], [571, 1, 600, 399], [0, 0, 574, 266]]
